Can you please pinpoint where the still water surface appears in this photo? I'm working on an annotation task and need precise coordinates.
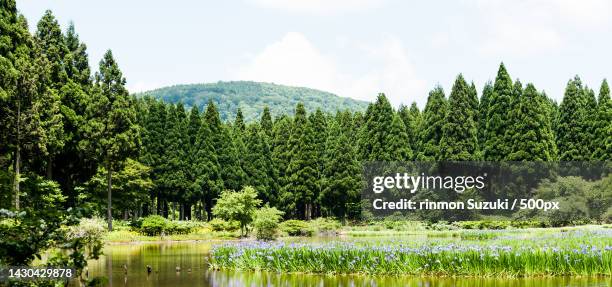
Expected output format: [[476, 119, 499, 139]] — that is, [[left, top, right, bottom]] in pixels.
[[79, 241, 611, 287]]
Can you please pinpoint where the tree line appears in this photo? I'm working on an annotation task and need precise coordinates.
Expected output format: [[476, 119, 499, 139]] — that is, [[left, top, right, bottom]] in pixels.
[[1, 5, 610, 230]]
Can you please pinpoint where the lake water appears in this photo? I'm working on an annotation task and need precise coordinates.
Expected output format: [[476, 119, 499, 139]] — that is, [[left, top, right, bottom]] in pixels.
[[76, 241, 611, 287]]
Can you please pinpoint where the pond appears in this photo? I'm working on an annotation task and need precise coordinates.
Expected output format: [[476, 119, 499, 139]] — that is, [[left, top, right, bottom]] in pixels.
[[75, 241, 612, 287]]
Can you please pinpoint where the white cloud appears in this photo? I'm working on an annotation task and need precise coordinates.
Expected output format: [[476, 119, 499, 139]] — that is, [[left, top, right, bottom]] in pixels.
[[471, 0, 611, 56], [232, 32, 426, 106], [127, 81, 165, 93], [248, 0, 384, 15]]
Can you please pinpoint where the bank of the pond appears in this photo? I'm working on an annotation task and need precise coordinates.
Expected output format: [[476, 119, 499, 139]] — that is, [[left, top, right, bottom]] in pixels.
[[209, 228, 612, 277]]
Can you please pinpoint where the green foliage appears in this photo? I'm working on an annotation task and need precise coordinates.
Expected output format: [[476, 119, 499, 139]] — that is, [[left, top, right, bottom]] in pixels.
[[253, 206, 284, 240], [398, 102, 421, 158], [280, 220, 314, 236], [506, 83, 556, 161], [592, 79, 611, 160], [440, 74, 478, 160], [529, 176, 610, 226], [139, 215, 168, 236], [212, 186, 262, 236], [309, 218, 341, 235], [138, 81, 368, 122], [417, 87, 447, 160], [484, 63, 514, 160], [139, 215, 198, 236], [282, 103, 318, 219], [556, 76, 592, 160], [209, 218, 240, 232]]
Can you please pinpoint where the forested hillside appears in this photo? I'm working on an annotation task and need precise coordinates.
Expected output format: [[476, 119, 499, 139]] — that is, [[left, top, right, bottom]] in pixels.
[[138, 81, 369, 122]]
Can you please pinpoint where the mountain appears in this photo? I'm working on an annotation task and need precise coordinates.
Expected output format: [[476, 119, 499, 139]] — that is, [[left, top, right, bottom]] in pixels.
[[137, 81, 369, 122]]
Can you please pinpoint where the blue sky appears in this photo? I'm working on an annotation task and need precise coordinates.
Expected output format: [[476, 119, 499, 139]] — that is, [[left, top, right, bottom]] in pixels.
[[17, 0, 612, 107]]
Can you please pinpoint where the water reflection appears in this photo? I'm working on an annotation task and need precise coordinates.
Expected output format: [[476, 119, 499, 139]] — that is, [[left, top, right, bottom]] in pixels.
[[78, 241, 611, 287]]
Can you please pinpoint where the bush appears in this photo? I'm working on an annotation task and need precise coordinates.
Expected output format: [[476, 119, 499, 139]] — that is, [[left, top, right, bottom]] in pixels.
[[602, 207, 612, 224], [209, 218, 240, 232], [310, 218, 341, 235], [139, 215, 200, 235], [546, 197, 589, 227], [280, 220, 314, 236], [455, 221, 509, 230], [140, 215, 168, 236], [253, 206, 284, 240]]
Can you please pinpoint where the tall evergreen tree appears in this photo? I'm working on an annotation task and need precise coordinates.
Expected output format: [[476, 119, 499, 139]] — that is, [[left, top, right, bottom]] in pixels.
[[386, 113, 412, 161], [321, 121, 361, 221], [64, 22, 90, 86], [506, 84, 556, 161], [205, 100, 245, 191], [271, 115, 292, 190], [417, 87, 447, 160], [0, 11, 40, 209], [478, 82, 493, 147], [192, 115, 222, 220], [243, 124, 277, 205], [260, 106, 273, 138], [282, 103, 318, 219], [80, 50, 140, 230], [398, 102, 421, 159], [484, 63, 513, 160], [440, 74, 478, 160], [593, 80, 611, 160], [556, 76, 591, 161], [309, 109, 327, 215]]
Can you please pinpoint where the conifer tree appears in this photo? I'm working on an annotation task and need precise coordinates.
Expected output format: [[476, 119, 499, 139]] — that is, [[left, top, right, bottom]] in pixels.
[[282, 103, 318, 219], [260, 106, 273, 138], [478, 82, 493, 146], [309, 109, 327, 215], [81, 50, 140, 230], [192, 115, 222, 220], [64, 22, 90, 87], [321, 121, 361, 221], [271, 115, 292, 189], [243, 124, 277, 205], [417, 87, 447, 160], [440, 74, 478, 160], [205, 100, 245, 191], [141, 100, 168, 215], [358, 94, 397, 161], [234, 108, 245, 133], [386, 113, 412, 161], [506, 84, 556, 161], [593, 80, 611, 160], [1, 11, 40, 209], [398, 102, 421, 159], [484, 63, 513, 160], [556, 76, 592, 161]]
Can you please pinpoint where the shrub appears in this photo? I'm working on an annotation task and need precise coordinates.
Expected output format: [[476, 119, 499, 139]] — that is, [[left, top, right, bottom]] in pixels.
[[209, 218, 240, 232], [253, 206, 284, 240], [139, 215, 200, 235], [140, 215, 168, 236], [280, 220, 314, 236], [309, 218, 341, 235], [602, 207, 612, 224]]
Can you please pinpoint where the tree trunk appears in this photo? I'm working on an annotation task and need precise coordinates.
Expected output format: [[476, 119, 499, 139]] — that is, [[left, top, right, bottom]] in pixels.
[[13, 100, 21, 210], [171, 202, 176, 221], [179, 203, 184, 221], [46, 157, 53, 180], [106, 158, 113, 231], [184, 203, 191, 221], [13, 143, 20, 210]]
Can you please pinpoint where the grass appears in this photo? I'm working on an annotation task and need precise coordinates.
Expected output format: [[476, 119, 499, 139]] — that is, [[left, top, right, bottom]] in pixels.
[[209, 227, 612, 277]]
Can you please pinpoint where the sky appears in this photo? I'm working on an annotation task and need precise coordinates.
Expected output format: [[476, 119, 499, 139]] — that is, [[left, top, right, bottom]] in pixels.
[[17, 0, 612, 108]]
